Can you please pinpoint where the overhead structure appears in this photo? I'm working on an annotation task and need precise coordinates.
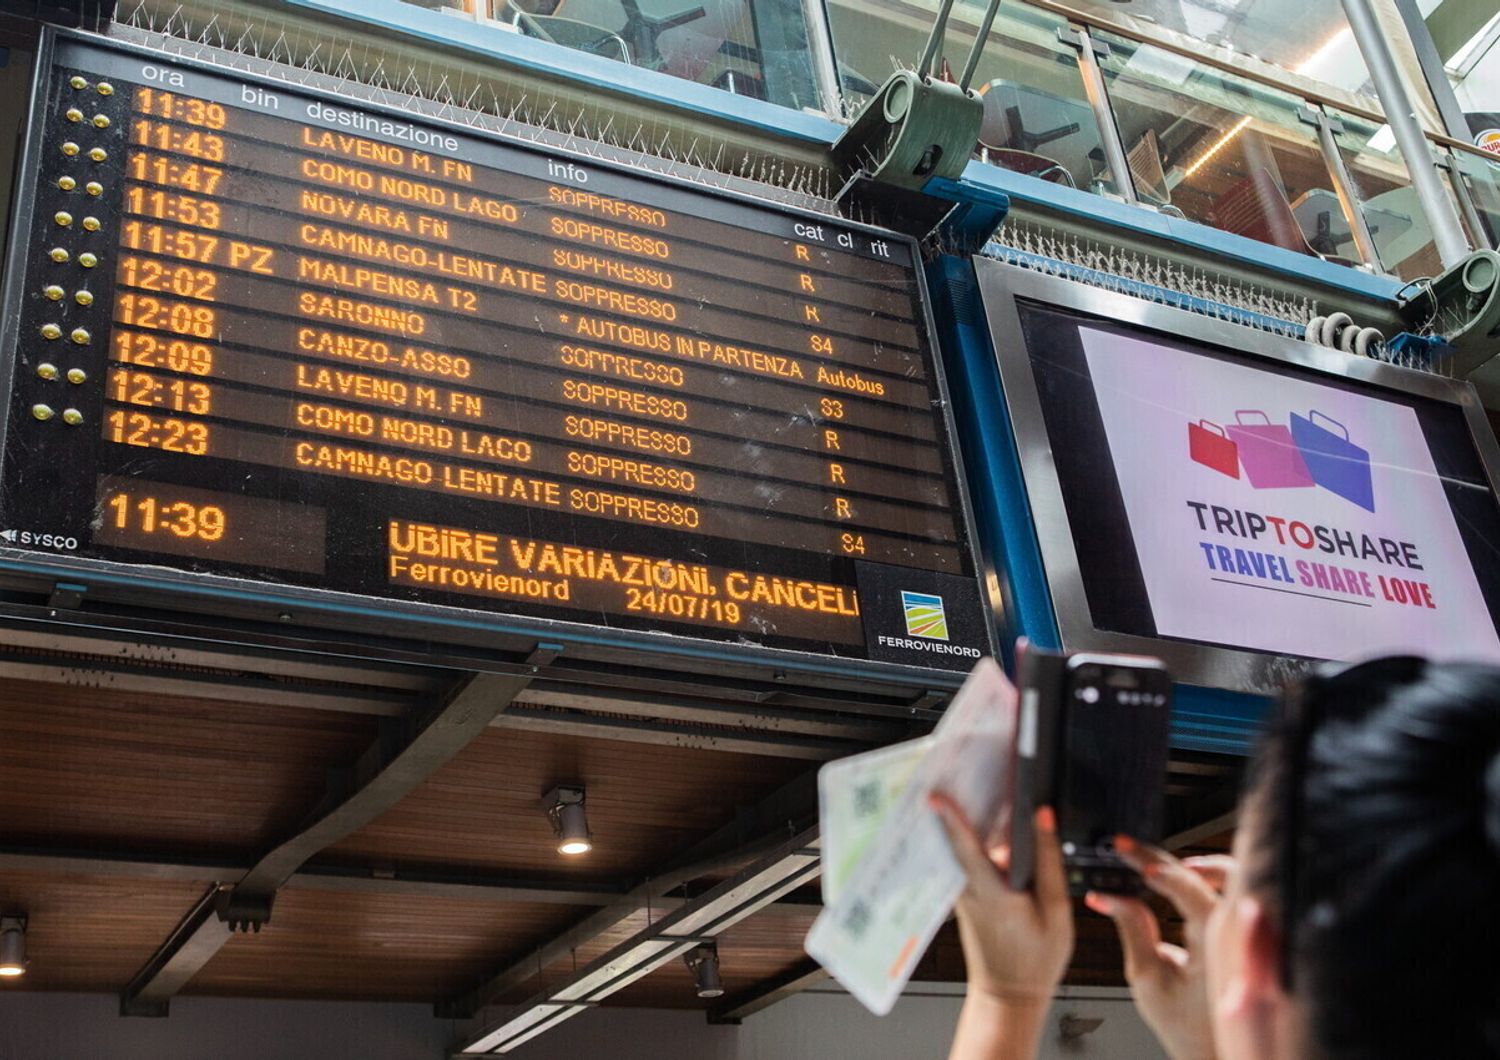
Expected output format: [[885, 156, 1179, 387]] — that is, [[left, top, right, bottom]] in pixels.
[[120, 657, 555, 1016], [453, 828, 821, 1054], [1, 0, 1494, 1049]]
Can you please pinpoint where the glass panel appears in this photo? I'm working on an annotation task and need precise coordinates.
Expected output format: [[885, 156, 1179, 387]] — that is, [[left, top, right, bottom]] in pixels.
[[1058, 0, 1371, 96], [393, 0, 821, 111], [1094, 33, 1352, 261], [1327, 108, 1444, 281], [826, 0, 1117, 194], [1449, 147, 1500, 249]]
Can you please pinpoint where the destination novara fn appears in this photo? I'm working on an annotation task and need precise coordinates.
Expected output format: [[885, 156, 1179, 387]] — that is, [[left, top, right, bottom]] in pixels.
[[0, 40, 992, 672]]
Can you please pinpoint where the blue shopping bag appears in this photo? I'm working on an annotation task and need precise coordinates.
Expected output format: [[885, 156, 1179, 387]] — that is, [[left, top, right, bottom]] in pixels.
[[1290, 410, 1374, 511]]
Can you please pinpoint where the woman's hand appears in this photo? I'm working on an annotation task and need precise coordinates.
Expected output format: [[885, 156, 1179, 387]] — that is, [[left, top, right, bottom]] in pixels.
[[932, 796, 1074, 1060], [932, 797, 1075, 1003], [1087, 840, 1233, 1060]]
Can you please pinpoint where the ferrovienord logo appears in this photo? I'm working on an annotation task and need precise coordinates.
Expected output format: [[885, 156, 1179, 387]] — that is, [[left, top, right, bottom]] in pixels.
[[900, 591, 948, 640]]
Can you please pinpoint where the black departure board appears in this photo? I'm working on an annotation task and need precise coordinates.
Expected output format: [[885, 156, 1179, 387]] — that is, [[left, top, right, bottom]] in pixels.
[[0, 34, 991, 676]]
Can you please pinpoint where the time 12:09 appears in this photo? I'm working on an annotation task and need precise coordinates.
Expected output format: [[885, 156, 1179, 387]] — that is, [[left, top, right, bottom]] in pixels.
[[107, 491, 225, 541]]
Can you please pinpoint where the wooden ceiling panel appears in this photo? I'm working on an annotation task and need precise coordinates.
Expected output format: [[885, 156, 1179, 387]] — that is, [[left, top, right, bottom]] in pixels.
[[0, 871, 206, 993], [190, 889, 582, 1002], [0, 677, 377, 860], [324, 729, 809, 881]]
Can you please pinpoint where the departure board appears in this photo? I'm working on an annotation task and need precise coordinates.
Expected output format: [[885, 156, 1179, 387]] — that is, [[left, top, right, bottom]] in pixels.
[[0, 35, 991, 675]]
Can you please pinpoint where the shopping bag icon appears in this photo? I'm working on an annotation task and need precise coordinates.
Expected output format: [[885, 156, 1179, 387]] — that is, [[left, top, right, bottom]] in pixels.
[[1225, 410, 1313, 489], [1188, 420, 1239, 479], [1291, 410, 1374, 511]]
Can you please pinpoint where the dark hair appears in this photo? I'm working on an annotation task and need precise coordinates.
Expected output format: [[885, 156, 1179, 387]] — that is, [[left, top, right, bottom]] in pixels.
[[1247, 659, 1500, 1059]]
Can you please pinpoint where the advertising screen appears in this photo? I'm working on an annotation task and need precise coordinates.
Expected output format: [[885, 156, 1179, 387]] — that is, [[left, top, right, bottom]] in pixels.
[[1016, 299, 1500, 667], [0, 33, 992, 676]]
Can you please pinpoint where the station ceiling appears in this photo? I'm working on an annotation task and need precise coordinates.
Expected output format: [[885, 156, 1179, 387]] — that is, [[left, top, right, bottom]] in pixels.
[[0, 619, 1237, 1048]]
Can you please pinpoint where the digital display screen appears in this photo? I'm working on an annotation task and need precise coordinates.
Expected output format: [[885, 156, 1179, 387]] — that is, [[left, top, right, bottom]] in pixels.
[[1019, 301, 1500, 664], [0, 37, 991, 673]]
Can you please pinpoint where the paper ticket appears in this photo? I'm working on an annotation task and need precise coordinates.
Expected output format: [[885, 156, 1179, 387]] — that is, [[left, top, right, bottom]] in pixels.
[[805, 658, 1016, 1016], [818, 735, 934, 908]]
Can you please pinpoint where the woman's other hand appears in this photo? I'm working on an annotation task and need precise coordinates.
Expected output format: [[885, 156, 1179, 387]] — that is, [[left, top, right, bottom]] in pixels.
[[1087, 840, 1231, 1060]]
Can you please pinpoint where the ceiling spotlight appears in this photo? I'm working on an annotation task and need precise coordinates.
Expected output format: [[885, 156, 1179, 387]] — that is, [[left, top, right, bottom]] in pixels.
[[543, 785, 591, 856], [684, 943, 724, 999], [0, 917, 27, 978]]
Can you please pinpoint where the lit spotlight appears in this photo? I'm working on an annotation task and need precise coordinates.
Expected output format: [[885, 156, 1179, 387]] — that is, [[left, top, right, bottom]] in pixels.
[[0, 917, 27, 978], [543, 785, 591, 856]]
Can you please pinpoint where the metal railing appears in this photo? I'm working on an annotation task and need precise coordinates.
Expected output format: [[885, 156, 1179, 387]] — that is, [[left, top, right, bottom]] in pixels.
[[322, 0, 1500, 272]]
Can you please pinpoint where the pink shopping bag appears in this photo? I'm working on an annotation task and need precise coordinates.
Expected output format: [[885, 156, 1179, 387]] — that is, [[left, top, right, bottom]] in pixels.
[[1224, 410, 1313, 489]]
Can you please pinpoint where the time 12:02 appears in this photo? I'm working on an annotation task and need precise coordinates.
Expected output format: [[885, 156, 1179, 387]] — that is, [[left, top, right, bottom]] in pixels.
[[107, 491, 226, 541]]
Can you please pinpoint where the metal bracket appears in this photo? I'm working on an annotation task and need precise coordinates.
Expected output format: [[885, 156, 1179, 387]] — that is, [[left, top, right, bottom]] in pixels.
[[47, 582, 86, 609], [1397, 249, 1500, 374], [1297, 105, 1344, 135], [829, 0, 999, 230], [213, 889, 274, 933], [1056, 26, 1110, 58], [830, 72, 982, 193], [908, 689, 949, 713]]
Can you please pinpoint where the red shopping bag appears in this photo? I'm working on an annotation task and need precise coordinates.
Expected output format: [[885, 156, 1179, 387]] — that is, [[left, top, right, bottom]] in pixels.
[[1188, 419, 1240, 479]]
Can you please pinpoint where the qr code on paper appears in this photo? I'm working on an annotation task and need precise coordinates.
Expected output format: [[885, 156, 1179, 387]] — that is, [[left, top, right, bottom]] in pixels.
[[842, 899, 872, 940]]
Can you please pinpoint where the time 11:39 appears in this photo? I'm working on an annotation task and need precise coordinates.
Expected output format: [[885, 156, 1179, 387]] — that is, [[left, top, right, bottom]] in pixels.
[[106, 491, 226, 541]]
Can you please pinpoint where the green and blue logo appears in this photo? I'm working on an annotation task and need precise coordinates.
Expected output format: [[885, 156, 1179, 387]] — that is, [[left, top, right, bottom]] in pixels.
[[900, 591, 948, 640]]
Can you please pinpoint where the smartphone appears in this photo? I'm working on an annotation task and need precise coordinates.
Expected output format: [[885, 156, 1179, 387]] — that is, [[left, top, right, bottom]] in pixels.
[[1008, 645, 1172, 896]]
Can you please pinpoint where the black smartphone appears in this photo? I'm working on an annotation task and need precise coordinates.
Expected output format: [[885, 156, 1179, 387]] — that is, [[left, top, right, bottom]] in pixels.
[[1008, 645, 1172, 896]]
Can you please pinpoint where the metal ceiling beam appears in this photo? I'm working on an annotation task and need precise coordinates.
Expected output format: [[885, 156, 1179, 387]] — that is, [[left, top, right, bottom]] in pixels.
[[0, 849, 627, 906], [513, 683, 909, 743], [0, 653, 413, 716], [707, 957, 829, 1024], [0, 850, 826, 919], [441, 770, 818, 1020], [492, 706, 860, 760], [452, 827, 821, 1055], [0, 649, 871, 760], [0, 596, 936, 722], [0, 619, 894, 759], [119, 650, 557, 1017], [0, 620, 440, 690]]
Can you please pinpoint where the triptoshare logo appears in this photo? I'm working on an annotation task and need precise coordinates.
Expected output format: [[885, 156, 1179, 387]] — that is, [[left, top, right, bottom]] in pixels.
[[1187, 409, 1375, 512], [900, 591, 949, 640]]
